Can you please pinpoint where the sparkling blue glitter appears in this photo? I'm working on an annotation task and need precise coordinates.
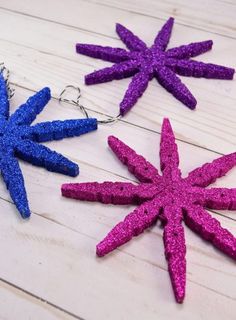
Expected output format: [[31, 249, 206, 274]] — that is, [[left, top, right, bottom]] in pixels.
[[0, 74, 97, 218]]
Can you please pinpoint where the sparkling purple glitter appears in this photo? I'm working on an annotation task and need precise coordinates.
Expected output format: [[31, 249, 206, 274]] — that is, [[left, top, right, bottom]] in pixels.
[[76, 17, 235, 115], [62, 118, 236, 303], [0, 74, 97, 218]]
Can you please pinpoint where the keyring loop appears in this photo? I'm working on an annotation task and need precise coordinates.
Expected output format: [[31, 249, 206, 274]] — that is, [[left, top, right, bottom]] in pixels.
[[0, 63, 15, 100], [59, 85, 89, 119], [59, 85, 121, 124]]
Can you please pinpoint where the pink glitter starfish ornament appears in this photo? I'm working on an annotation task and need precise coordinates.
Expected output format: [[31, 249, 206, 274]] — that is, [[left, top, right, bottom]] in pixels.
[[62, 118, 236, 303], [76, 17, 235, 115]]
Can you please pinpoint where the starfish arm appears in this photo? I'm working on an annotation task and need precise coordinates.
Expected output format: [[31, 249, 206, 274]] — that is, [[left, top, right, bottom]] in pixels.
[[76, 44, 130, 63], [166, 59, 235, 79], [61, 182, 158, 204], [184, 205, 236, 259], [119, 71, 150, 115], [29, 118, 97, 142], [0, 154, 30, 218], [160, 118, 181, 180], [108, 135, 161, 183], [10, 87, 51, 126], [185, 152, 236, 187], [0, 74, 9, 119], [96, 198, 162, 256], [163, 205, 186, 303], [85, 60, 138, 85], [116, 23, 147, 52], [15, 140, 79, 177], [155, 66, 197, 109], [153, 17, 174, 51], [201, 188, 236, 210], [166, 40, 213, 59]]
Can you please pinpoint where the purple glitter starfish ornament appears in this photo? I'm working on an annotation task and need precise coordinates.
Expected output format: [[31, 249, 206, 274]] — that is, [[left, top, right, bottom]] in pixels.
[[62, 118, 236, 303], [76, 17, 235, 115], [0, 74, 97, 218]]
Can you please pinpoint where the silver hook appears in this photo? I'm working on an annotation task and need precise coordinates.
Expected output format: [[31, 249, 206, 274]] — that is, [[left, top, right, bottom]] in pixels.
[[59, 85, 121, 124], [59, 85, 89, 119], [0, 63, 15, 100]]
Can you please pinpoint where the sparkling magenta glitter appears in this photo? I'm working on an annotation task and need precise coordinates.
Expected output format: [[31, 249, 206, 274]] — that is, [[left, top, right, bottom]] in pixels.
[[0, 74, 97, 218], [76, 17, 234, 115], [62, 118, 236, 303]]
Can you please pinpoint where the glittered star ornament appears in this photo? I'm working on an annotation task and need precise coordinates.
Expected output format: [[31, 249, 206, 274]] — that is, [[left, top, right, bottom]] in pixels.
[[0, 74, 97, 218], [62, 118, 236, 303], [76, 17, 235, 115]]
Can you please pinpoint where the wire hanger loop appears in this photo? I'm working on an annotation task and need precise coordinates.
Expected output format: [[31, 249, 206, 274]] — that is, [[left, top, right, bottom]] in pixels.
[[59, 85, 121, 124], [0, 63, 15, 100]]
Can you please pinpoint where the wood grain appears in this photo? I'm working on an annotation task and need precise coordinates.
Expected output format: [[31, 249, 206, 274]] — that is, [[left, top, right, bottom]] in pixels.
[[1, 0, 236, 38], [91, 0, 236, 38], [0, 279, 77, 320], [0, 1, 235, 319], [0, 8, 235, 153]]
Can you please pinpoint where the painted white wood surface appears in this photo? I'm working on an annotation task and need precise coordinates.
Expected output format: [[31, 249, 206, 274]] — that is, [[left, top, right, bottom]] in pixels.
[[0, 5, 235, 153], [0, 1, 235, 319]]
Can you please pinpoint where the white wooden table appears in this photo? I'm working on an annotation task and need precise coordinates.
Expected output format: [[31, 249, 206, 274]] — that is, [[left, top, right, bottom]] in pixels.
[[0, 1, 235, 319]]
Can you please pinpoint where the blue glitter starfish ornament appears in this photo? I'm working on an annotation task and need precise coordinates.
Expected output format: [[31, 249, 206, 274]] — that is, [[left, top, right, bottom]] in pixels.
[[76, 17, 235, 115], [0, 74, 97, 218]]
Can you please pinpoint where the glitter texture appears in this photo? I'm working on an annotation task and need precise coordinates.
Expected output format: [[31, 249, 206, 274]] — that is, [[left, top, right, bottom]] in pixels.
[[62, 118, 236, 303], [76, 17, 235, 115], [0, 74, 97, 218]]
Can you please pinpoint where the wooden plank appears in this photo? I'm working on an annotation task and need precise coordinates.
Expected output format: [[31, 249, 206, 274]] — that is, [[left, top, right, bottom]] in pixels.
[[0, 87, 235, 319], [0, 279, 77, 320], [0, 192, 235, 320], [0, 9, 235, 154], [4, 86, 236, 223], [91, 0, 236, 38], [1, 0, 236, 38], [0, 2, 235, 319]]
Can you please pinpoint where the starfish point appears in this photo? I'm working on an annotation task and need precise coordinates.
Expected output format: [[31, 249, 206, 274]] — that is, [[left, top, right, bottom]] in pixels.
[[0, 74, 97, 218], [62, 118, 236, 303], [76, 17, 234, 115]]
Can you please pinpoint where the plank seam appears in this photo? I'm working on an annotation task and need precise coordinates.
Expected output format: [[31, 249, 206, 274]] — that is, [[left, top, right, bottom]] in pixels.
[[11, 82, 227, 157], [87, 0, 236, 40], [0, 277, 85, 320], [0, 4, 235, 43]]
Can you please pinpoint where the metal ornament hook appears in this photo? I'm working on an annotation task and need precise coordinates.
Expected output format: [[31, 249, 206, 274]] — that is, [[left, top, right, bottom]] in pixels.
[[0, 63, 15, 100], [59, 85, 89, 119], [59, 85, 121, 124]]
